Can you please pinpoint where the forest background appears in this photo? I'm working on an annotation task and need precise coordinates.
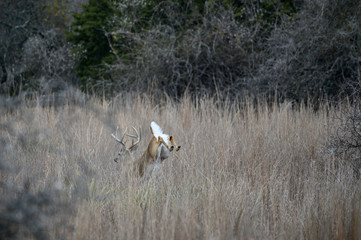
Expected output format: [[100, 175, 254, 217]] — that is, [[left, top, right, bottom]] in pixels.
[[1, 0, 360, 102]]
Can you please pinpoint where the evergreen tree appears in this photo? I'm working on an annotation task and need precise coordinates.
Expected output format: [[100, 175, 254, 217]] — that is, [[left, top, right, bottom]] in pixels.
[[66, 0, 116, 90]]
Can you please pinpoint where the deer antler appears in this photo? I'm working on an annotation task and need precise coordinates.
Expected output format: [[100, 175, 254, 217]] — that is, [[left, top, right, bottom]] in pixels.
[[126, 127, 141, 151], [111, 126, 128, 147], [111, 126, 140, 151]]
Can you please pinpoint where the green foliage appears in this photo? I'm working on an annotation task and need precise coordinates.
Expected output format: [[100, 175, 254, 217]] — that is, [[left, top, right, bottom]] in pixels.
[[66, 0, 117, 90]]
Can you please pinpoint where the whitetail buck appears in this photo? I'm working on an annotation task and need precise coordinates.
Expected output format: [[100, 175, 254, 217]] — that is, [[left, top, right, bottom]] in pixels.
[[111, 121, 181, 177], [111, 126, 141, 163]]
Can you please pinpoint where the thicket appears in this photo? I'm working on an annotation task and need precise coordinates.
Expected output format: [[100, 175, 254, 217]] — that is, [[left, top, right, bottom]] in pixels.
[[255, 0, 361, 102], [1, 0, 359, 102], [67, 0, 304, 98], [65, 0, 360, 102], [0, 0, 78, 96]]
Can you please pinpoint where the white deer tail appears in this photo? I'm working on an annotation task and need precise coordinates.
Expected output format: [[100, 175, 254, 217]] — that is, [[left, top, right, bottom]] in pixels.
[[150, 121, 163, 137], [150, 121, 170, 144]]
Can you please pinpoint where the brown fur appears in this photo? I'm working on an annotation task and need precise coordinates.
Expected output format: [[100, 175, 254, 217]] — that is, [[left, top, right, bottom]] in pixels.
[[134, 127, 181, 177]]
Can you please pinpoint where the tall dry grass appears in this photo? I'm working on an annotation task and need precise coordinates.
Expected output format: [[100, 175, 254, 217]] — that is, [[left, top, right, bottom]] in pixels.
[[0, 94, 360, 239]]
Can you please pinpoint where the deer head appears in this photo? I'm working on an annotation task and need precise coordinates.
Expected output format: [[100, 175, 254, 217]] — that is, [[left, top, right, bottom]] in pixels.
[[111, 126, 140, 163]]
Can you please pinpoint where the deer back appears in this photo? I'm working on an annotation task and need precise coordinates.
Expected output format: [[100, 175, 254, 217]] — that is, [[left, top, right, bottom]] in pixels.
[[134, 136, 160, 177]]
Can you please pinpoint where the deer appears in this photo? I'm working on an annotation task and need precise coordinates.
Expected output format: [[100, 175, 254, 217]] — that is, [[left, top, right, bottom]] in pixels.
[[111, 121, 181, 177]]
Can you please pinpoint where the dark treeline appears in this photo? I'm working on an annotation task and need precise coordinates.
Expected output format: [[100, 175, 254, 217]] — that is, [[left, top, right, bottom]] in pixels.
[[0, 0, 360, 103]]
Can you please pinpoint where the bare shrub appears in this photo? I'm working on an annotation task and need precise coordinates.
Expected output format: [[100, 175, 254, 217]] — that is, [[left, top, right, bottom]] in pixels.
[[330, 104, 361, 178], [20, 29, 75, 94], [0, 0, 76, 95], [253, 0, 361, 102], [105, 3, 254, 99]]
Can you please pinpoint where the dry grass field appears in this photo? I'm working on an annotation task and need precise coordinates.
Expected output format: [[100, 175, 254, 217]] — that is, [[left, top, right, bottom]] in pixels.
[[1, 94, 360, 239]]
